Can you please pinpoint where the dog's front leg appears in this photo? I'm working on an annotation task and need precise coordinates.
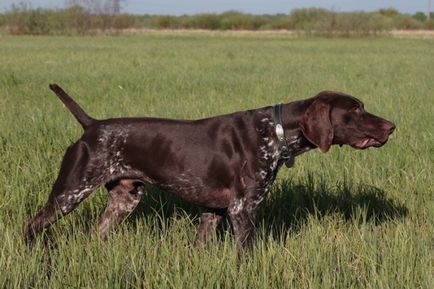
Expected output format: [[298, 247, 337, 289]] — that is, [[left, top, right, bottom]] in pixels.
[[228, 197, 259, 252]]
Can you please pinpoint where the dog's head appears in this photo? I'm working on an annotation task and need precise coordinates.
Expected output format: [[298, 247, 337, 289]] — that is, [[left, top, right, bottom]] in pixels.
[[299, 91, 395, 153]]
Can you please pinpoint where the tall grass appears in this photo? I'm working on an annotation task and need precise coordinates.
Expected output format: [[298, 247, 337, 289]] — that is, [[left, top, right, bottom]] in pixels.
[[0, 34, 433, 288]]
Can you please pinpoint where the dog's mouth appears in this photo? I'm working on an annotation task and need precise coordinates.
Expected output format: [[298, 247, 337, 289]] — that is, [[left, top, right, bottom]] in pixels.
[[352, 137, 385, 149]]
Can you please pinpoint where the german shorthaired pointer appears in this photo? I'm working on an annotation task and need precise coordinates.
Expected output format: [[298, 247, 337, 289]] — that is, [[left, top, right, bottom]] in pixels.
[[24, 84, 395, 250]]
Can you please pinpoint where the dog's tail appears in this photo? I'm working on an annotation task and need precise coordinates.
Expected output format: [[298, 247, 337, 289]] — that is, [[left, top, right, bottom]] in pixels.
[[49, 84, 95, 129]]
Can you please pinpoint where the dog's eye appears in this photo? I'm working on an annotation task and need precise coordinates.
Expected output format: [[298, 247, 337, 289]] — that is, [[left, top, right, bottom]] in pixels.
[[352, 107, 361, 113]]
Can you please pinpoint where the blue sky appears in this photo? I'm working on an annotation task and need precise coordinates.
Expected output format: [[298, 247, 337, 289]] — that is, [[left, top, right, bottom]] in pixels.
[[0, 1, 430, 15]]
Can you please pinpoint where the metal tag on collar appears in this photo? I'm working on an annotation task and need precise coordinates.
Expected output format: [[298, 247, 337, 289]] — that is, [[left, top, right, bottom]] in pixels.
[[275, 123, 285, 141], [273, 104, 295, 168]]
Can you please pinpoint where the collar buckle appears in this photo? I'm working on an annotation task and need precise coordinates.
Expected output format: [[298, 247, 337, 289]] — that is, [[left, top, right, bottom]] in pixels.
[[273, 104, 295, 168]]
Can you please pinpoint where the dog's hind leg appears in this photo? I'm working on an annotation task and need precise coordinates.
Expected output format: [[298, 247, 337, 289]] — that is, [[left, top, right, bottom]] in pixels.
[[24, 140, 101, 245], [194, 209, 225, 247], [96, 179, 144, 240]]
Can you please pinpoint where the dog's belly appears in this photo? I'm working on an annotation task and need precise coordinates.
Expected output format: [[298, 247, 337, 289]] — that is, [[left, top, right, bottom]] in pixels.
[[159, 181, 231, 208]]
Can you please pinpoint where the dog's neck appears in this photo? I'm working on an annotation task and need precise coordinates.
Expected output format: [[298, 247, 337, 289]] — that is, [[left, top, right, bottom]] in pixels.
[[279, 99, 316, 156]]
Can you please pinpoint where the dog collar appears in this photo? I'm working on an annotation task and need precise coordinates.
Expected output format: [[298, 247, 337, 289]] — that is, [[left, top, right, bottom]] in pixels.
[[273, 103, 295, 168]]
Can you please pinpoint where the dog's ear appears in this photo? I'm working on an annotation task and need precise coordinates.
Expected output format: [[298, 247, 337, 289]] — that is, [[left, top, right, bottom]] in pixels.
[[299, 99, 334, 153]]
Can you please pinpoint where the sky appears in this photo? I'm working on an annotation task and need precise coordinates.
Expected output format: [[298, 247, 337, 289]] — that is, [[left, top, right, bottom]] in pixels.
[[0, 1, 430, 15]]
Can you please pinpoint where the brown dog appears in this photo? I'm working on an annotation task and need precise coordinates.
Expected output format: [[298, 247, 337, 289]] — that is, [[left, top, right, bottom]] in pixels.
[[24, 84, 395, 250]]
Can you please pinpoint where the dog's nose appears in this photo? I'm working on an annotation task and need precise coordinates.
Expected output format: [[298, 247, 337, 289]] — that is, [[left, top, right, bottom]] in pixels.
[[387, 122, 396, 134]]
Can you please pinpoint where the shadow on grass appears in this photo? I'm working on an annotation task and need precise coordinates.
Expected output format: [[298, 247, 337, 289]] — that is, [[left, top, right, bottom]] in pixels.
[[128, 172, 408, 236], [256, 173, 408, 237]]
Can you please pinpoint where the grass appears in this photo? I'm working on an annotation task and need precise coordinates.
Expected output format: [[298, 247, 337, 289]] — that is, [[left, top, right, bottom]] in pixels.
[[0, 33, 433, 288]]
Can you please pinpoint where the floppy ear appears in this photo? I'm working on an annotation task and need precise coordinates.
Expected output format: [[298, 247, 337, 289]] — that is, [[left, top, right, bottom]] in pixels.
[[299, 99, 334, 153]]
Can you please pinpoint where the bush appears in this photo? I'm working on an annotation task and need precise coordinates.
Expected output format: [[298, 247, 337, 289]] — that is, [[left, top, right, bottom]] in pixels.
[[3, 3, 136, 35], [62, 5, 91, 34], [0, 13, 5, 27], [425, 18, 434, 29], [269, 16, 293, 30], [155, 15, 179, 29], [394, 15, 423, 30], [188, 14, 221, 29], [332, 12, 392, 36], [112, 14, 135, 29], [6, 7, 50, 35], [288, 8, 392, 36], [413, 12, 427, 22], [378, 8, 400, 17], [219, 12, 263, 30], [289, 8, 332, 31]]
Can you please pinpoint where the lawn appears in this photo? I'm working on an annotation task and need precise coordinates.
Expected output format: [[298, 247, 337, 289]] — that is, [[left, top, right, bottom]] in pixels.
[[0, 33, 433, 288]]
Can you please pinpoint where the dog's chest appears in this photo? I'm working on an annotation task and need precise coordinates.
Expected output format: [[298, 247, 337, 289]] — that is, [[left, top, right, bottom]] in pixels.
[[255, 118, 282, 193]]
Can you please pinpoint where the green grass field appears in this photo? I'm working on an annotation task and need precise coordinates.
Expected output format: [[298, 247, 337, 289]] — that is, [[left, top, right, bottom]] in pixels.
[[0, 33, 433, 288]]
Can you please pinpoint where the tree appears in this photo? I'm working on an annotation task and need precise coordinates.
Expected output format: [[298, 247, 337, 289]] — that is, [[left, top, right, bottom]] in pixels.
[[378, 8, 399, 17], [413, 11, 427, 22], [110, 0, 125, 14], [66, 0, 126, 14]]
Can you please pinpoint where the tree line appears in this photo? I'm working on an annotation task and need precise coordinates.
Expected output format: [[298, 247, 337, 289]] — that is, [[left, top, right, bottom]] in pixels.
[[1, 4, 433, 36]]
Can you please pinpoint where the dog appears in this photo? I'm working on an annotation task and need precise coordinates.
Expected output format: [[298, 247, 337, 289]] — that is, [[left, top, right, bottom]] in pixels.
[[24, 84, 395, 250]]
